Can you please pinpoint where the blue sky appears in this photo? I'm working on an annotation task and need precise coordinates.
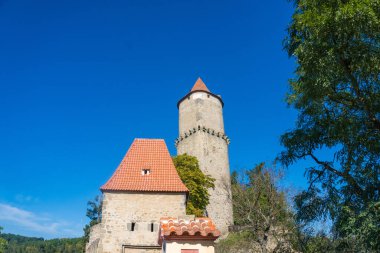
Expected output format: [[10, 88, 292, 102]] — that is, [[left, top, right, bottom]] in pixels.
[[0, 0, 308, 238]]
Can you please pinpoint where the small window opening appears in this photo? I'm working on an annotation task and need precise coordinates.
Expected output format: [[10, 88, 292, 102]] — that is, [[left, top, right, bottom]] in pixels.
[[207, 94, 210, 98], [141, 169, 150, 175], [131, 222, 136, 231], [150, 223, 154, 232]]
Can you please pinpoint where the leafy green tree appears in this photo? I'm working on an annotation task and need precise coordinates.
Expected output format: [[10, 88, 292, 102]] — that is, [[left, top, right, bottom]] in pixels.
[[172, 154, 215, 217], [0, 226, 7, 253], [218, 163, 296, 253], [0, 231, 84, 253], [86, 195, 102, 223], [281, 0, 380, 251], [84, 195, 103, 242], [302, 232, 335, 253], [338, 201, 380, 250]]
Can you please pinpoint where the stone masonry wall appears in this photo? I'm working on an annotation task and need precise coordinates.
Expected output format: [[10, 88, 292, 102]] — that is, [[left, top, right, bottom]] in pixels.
[[99, 191, 187, 253], [177, 91, 234, 235], [179, 92, 224, 134], [86, 223, 103, 253]]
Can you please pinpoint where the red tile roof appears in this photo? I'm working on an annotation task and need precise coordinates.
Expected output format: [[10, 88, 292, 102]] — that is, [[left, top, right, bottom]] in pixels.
[[159, 217, 221, 242], [191, 77, 210, 92], [101, 139, 188, 192]]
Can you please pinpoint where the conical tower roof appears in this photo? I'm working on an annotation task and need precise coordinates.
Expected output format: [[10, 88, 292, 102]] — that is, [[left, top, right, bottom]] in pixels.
[[101, 139, 188, 192], [191, 77, 210, 92], [177, 77, 224, 108]]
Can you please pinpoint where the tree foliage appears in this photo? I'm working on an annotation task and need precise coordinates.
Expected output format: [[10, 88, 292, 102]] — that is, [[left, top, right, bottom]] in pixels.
[[86, 195, 102, 223], [281, 0, 380, 251], [83, 195, 103, 243], [0, 231, 84, 253], [172, 154, 215, 217], [232, 164, 291, 228], [299, 232, 336, 253], [0, 227, 7, 253], [218, 163, 297, 253]]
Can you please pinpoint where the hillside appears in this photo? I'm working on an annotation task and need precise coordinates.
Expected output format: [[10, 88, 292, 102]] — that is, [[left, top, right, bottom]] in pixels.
[[0, 233, 85, 253]]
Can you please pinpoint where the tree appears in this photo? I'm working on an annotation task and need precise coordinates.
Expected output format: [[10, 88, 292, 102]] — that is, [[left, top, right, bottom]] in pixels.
[[84, 195, 103, 242], [281, 0, 380, 251], [218, 163, 296, 253], [86, 195, 102, 223], [0, 226, 7, 253], [301, 232, 335, 253], [172, 154, 215, 217], [0, 231, 85, 253]]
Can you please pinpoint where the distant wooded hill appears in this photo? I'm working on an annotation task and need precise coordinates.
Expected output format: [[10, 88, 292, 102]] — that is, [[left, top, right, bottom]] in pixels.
[[0, 233, 85, 253]]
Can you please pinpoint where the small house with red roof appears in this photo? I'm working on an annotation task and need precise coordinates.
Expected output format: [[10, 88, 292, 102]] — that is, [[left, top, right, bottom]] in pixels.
[[159, 217, 221, 253]]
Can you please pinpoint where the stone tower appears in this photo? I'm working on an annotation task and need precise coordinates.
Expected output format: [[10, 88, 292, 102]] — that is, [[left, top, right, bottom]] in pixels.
[[175, 77, 233, 235]]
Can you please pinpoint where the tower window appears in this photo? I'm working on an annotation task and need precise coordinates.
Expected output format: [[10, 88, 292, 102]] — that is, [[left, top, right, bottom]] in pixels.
[[128, 222, 136, 231], [131, 222, 136, 231], [141, 169, 150, 175], [151, 223, 154, 232]]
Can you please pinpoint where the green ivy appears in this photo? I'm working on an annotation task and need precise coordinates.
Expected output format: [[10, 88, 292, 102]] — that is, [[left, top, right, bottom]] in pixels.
[[173, 154, 215, 217]]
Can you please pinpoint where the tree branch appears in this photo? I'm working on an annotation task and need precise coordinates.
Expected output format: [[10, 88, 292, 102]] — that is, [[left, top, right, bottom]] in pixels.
[[308, 153, 365, 198]]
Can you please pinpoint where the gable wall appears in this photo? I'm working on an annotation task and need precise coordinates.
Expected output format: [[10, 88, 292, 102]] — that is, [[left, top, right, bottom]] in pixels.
[[100, 191, 187, 253]]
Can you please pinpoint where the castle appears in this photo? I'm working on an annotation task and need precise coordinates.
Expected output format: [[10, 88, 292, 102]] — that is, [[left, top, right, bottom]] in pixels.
[[86, 78, 233, 253]]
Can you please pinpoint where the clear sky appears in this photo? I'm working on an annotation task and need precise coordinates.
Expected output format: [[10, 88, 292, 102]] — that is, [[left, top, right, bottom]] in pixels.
[[0, 0, 308, 238]]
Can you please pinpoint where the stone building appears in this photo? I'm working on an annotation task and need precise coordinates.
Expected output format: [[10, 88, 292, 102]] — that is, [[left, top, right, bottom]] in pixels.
[[175, 78, 233, 234], [86, 139, 189, 253], [86, 78, 233, 252]]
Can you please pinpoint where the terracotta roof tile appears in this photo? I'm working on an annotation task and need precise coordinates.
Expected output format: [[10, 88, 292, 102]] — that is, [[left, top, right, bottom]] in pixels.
[[191, 77, 210, 92], [159, 217, 221, 241], [101, 139, 188, 192]]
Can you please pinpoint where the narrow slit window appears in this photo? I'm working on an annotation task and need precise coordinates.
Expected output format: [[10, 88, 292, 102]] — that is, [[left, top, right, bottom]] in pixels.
[[151, 223, 154, 232], [131, 222, 136, 231], [141, 169, 150, 175]]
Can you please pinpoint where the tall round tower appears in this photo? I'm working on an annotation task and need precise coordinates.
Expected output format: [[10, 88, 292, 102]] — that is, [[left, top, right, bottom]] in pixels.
[[176, 77, 233, 235]]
